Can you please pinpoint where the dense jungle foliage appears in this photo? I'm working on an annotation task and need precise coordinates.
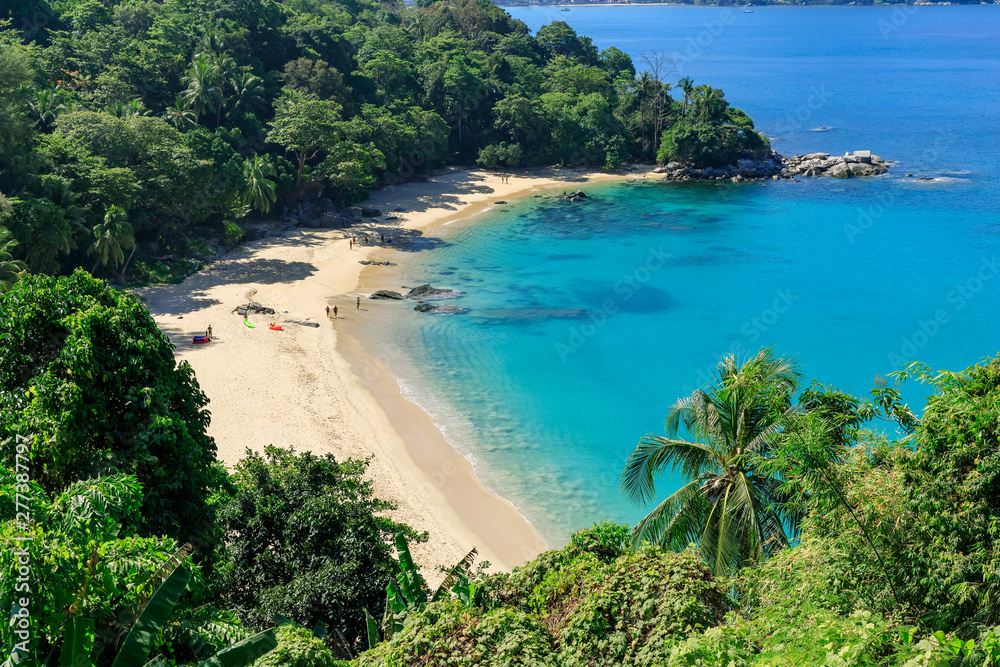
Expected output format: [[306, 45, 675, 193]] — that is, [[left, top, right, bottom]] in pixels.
[[0, 0, 769, 283], [4, 274, 1000, 666]]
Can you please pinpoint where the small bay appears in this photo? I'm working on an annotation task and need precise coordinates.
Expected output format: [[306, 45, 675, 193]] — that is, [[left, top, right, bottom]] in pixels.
[[356, 6, 1000, 545]]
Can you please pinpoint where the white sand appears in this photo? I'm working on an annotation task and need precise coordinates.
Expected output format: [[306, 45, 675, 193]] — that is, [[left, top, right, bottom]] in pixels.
[[137, 166, 647, 576]]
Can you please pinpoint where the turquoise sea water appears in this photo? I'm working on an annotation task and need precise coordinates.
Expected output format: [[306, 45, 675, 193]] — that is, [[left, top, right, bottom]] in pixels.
[[358, 6, 1000, 545]]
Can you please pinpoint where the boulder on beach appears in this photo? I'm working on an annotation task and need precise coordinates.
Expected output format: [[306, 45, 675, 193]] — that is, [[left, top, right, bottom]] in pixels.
[[370, 290, 404, 300], [361, 207, 381, 217]]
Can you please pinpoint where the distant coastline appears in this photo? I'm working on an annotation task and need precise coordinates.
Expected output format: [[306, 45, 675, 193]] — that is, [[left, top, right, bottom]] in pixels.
[[492, 1, 996, 6]]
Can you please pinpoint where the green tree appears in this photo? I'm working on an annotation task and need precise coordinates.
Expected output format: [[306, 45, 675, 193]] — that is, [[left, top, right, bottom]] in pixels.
[[89, 203, 135, 278], [163, 95, 198, 131], [266, 94, 345, 188], [216, 446, 424, 659], [242, 154, 277, 214], [180, 54, 224, 124], [620, 348, 802, 576], [0, 270, 227, 549]]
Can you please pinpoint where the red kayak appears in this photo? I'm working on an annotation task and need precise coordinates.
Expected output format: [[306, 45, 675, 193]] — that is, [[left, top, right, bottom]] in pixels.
[[269, 325, 283, 331], [193, 336, 210, 344]]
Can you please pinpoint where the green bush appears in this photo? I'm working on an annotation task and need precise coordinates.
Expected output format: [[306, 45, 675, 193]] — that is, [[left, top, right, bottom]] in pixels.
[[216, 446, 423, 659], [0, 270, 226, 549], [254, 625, 346, 667], [355, 600, 558, 667]]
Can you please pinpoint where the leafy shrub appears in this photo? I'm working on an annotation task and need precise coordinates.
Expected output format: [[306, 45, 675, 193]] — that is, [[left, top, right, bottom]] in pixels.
[[664, 626, 754, 667], [355, 600, 559, 667], [216, 446, 424, 659], [360, 542, 729, 667], [537, 547, 730, 667], [254, 625, 346, 667], [567, 521, 631, 562]]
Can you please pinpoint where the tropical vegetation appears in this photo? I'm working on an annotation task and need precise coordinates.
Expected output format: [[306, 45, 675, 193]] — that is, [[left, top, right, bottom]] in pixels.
[[0, 0, 769, 286]]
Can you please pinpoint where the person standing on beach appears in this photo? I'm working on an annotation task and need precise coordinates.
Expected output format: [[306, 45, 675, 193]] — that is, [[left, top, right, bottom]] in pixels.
[[326, 305, 330, 318], [356, 296, 360, 310], [380, 233, 384, 243], [207, 325, 212, 339], [333, 305, 338, 318], [349, 238, 353, 249]]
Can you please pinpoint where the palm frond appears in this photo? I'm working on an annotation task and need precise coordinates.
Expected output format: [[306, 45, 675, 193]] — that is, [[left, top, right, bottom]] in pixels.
[[630, 478, 705, 548], [620, 435, 714, 506]]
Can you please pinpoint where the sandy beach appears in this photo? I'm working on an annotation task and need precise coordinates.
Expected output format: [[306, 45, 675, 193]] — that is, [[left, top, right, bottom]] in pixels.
[[137, 166, 647, 575]]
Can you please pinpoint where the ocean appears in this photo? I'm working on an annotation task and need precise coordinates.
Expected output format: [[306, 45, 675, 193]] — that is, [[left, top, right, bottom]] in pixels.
[[356, 6, 1000, 545]]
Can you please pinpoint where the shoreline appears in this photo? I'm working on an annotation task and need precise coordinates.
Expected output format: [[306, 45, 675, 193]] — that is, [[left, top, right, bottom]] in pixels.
[[138, 166, 643, 575]]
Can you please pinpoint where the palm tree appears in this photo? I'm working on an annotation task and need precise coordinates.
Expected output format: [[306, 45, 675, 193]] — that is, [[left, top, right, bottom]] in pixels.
[[44, 178, 87, 254], [90, 205, 136, 280], [29, 88, 63, 130], [620, 347, 802, 576], [0, 226, 27, 291], [242, 155, 277, 215], [180, 54, 224, 123], [163, 95, 198, 130], [677, 76, 695, 112], [228, 72, 265, 117]]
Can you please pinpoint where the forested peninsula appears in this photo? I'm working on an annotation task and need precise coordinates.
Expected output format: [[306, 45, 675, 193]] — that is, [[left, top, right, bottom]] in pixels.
[[0, 0, 773, 284]]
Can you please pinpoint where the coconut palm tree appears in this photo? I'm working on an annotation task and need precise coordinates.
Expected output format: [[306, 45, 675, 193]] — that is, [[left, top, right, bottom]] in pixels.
[[677, 76, 695, 112], [29, 88, 63, 130], [44, 178, 87, 254], [180, 54, 224, 123], [163, 95, 198, 130], [0, 226, 26, 291], [242, 155, 278, 215], [620, 347, 802, 576], [229, 72, 265, 117], [90, 205, 136, 280]]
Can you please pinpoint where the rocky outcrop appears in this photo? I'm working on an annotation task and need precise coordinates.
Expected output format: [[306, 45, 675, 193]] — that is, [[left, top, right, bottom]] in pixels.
[[405, 284, 459, 300], [413, 303, 468, 314], [233, 301, 276, 316], [361, 207, 381, 217], [359, 260, 396, 266], [657, 150, 889, 183], [370, 290, 404, 300], [556, 190, 589, 202]]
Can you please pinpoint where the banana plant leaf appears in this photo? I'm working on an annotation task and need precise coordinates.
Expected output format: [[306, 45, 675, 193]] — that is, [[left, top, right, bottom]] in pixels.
[[110, 566, 192, 667], [195, 630, 277, 667], [59, 616, 95, 667]]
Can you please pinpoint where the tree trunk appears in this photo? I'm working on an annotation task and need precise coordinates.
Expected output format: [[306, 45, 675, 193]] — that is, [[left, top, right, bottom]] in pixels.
[[118, 244, 137, 285]]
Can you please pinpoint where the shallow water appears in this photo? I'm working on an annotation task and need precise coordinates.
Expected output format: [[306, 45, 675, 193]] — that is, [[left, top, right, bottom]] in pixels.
[[354, 6, 1000, 545]]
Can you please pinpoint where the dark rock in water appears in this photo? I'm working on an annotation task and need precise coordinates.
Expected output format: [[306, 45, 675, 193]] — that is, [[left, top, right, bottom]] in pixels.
[[479, 307, 589, 321], [494, 201, 507, 205], [370, 290, 404, 300], [414, 303, 468, 314], [359, 260, 397, 266], [394, 206, 406, 212], [361, 207, 381, 217], [405, 284, 457, 299]]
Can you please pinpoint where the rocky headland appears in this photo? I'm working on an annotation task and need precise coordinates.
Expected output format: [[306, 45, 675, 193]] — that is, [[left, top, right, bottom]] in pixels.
[[654, 150, 890, 182]]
